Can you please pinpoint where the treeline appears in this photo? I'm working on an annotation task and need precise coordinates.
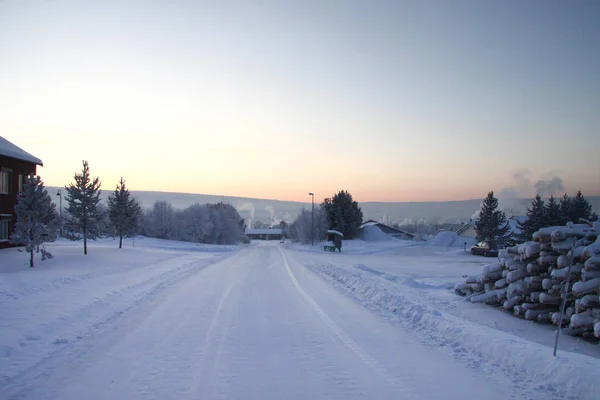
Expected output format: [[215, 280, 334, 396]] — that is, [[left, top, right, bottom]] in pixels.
[[12, 161, 248, 267], [517, 191, 597, 242], [472, 190, 597, 247], [139, 200, 247, 245]]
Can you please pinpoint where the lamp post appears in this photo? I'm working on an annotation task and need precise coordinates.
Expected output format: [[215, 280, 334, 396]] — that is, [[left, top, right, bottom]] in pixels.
[[56, 190, 63, 237], [308, 192, 314, 246]]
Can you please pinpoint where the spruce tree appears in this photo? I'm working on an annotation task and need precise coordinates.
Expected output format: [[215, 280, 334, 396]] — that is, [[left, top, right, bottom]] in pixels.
[[517, 195, 546, 242], [545, 195, 564, 226], [474, 191, 512, 246], [560, 194, 572, 222], [108, 177, 142, 249], [64, 160, 103, 255], [11, 174, 60, 267], [567, 191, 594, 223], [321, 190, 363, 239]]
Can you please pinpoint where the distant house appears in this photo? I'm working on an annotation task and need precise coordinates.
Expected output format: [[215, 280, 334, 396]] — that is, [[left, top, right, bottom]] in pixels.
[[439, 223, 468, 233], [358, 220, 414, 240], [453, 215, 528, 242], [245, 228, 283, 240], [456, 222, 476, 238], [0, 137, 44, 249]]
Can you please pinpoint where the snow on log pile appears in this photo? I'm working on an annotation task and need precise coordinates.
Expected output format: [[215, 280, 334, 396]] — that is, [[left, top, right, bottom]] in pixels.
[[455, 221, 600, 340]]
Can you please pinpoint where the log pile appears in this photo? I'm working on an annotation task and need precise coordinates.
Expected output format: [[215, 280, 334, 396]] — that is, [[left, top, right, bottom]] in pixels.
[[455, 221, 600, 340]]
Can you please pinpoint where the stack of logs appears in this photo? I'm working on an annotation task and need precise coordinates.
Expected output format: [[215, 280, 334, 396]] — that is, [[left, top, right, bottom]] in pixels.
[[455, 221, 600, 340]]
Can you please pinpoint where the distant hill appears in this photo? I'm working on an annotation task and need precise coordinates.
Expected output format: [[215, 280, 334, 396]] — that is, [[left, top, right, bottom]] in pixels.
[[46, 187, 599, 227]]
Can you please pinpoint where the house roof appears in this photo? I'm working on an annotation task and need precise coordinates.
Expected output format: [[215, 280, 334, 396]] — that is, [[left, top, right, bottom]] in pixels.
[[245, 228, 283, 235], [456, 223, 473, 235], [440, 223, 467, 232], [359, 220, 379, 228], [359, 220, 413, 237], [0, 137, 43, 166], [327, 229, 344, 237]]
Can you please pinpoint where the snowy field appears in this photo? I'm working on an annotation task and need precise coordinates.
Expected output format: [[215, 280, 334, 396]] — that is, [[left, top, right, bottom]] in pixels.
[[1, 237, 598, 399]]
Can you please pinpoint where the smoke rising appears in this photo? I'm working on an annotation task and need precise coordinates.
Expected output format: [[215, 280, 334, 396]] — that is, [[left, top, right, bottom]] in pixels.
[[534, 176, 565, 198], [497, 169, 566, 213], [264, 206, 276, 225], [237, 202, 255, 228]]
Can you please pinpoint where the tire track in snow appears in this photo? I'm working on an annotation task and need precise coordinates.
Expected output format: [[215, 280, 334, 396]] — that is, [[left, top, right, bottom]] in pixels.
[[0, 252, 236, 399], [277, 246, 419, 399], [187, 249, 260, 399]]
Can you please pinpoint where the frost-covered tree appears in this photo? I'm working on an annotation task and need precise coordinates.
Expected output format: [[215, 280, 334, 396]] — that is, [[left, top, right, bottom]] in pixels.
[[545, 195, 564, 227], [321, 190, 363, 239], [180, 203, 212, 243], [205, 202, 245, 244], [276, 220, 288, 234], [291, 208, 327, 244], [474, 191, 512, 246], [108, 177, 142, 248], [64, 160, 103, 255], [517, 195, 546, 242], [11, 174, 60, 267], [139, 201, 246, 244], [252, 220, 270, 229], [145, 201, 176, 239], [95, 203, 113, 237]]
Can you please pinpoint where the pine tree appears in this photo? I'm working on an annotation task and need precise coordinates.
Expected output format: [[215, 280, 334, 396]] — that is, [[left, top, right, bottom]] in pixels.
[[517, 195, 546, 242], [566, 191, 594, 223], [11, 174, 60, 267], [560, 194, 572, 222], [474, 191, 512, 246], [64, 160, 103, 255], [545, 195, 564, 226], [321, 190, 363, 239], [108, 177, 142, 249]]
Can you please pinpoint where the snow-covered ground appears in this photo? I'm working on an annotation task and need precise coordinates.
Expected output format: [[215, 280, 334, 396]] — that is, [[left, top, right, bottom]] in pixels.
[[1, 237, 598, 399]]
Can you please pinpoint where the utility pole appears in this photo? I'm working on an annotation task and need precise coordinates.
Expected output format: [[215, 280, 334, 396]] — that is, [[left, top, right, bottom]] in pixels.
[[56, 189, 63, 237], [308, 192, 314, 246]]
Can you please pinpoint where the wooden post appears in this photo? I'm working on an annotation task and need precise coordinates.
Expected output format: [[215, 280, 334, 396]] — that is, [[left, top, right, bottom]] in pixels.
[[553, 241, 574, 357]]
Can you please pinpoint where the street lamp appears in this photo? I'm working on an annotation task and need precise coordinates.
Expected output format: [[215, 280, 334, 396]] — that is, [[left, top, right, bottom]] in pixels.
[[308, 192, 314, 246], [56, 190, 63, 237]]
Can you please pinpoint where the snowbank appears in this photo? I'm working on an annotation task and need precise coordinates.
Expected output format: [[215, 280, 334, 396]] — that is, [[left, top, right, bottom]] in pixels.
[[431, 231, 458, 247], [359, 225, 396, 242], [308, 262, 598, 400]]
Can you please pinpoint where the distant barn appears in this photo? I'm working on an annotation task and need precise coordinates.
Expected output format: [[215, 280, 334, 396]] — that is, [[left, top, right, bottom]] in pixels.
[[0, 137, 44, 249], [245, 228, 283, 241]]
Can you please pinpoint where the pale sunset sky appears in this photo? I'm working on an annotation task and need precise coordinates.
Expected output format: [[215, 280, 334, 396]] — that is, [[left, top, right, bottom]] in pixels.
[[1, 1, 598, 202]]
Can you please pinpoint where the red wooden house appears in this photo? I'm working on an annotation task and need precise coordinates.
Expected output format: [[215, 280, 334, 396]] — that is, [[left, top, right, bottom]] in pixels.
[[0, 137, 43, 249]]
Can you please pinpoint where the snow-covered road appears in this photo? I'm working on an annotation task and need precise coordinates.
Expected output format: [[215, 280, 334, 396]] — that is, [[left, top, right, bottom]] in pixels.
[[1, 242, 540, 399]]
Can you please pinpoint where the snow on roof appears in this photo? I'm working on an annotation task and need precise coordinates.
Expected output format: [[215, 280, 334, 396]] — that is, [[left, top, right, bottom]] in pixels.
[[456, 223, 473, 235], [359, 221, 413, 237], [245, 228, 283, 235], [0, 137, 43, 166], [327, 230, 344, 237], [359, 221, 378, 229]]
